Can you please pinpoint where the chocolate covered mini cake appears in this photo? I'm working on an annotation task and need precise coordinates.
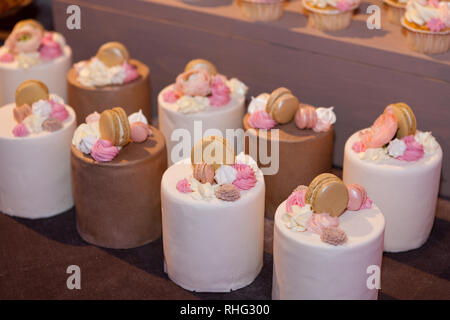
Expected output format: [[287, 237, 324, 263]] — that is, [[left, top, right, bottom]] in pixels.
[[243, 88, 334, 218], [71, 107, 166, 249], [67, 42, 151, 124]]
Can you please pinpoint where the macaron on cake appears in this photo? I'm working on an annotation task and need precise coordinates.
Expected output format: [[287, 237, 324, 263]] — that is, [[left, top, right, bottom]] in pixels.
[[0, 19, 72, 105], [67, 41, 150, 124], [161, 136, 265, 292], [0, 80, 76, 218], [71, 107, 167, 249], [302, 0, 361, 31], [343, 102, 442, 252], [272, 174, 385, 300], [158, 58, 248, 165], [243, 87, 335, 218]]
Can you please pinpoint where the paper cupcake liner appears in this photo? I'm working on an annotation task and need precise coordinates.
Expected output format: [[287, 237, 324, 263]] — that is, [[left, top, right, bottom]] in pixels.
[[401, 18, 450, 54], [302, 0, 359, 15], [382, 0, 406, 9], [239, 0, 284, 22], [302, 0, 357, 31], [383, 0, 406, 25]]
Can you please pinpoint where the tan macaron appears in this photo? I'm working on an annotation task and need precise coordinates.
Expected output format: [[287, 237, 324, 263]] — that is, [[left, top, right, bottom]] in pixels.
[[191, 136, 235, 170], [15, 80, 49, 107], [99, 107, 131, 147], [96, 42, 130, 67], [184, 59, 218, 76], [13, 19, 45, 34], [306, 173, 349, 217], [266, 87, 299, 124], [385, 102, 416, 139]]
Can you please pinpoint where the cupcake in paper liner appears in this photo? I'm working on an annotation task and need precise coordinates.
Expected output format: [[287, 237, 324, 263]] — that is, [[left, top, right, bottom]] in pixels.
[[401, 0, 450, 54], [238, 0, 285, 22], [302, 0, 360, 31], [383, 0, 408, 25]]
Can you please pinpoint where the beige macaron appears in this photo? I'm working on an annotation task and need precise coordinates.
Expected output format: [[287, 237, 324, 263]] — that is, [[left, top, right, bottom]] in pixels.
[[266, 87, 299, 124], [15, 80, 49, 107], [191, 135, 235, 170], [96, 42, 130, 67], [99, 107, 131, 147], [184, 58, 218, 76], [385, 102, 417, 139]]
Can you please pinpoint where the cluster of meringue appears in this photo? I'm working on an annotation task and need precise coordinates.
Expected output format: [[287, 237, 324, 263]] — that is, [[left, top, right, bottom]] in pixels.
[[162, 69, 247, 113], [12, 95, 70, 137], [404, 0, 450, 32], [176, 152, 260, 202], [352, 110, 438, 163], [74, 57, 139, 87], [72, 109, 152, 162], [0, 28, 65, 68], [247, 93, 336, 132], [305, 0, 361, 12], [282, 183, 372, 246]]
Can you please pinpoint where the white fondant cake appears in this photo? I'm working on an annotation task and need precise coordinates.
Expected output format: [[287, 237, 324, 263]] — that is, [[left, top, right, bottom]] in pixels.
[[272, 200, 385, 300], [161, 158, 265, 292], [0, 103, 76, 218], [343, 131, 442, 252], [0, 46, 72, 105], [158, 84, 246, 165]]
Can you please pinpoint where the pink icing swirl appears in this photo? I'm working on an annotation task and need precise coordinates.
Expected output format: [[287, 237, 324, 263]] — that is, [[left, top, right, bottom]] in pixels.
[[163, 89, 180, 103], [174, 69, 211, 97], [50, 100, 69, 121], [286, 188, 307, 213], [427, 18, 446, 32], [397, 135, 424, 162], [176, 178, 192, 193], [352, 141, 366, 153], [232, 164, 257, 190], [0, 52, 14, 63], [209, 75, 231, 107], [12, 123, 30, 137], [359, 108, 397, 149], [247, 110, 276, 130], [123, 61, 139, 83], [91, 139, 119, 162], [306, 213, 339, 235], [360, 196, 373, 210], [39, 33, 63, 61]]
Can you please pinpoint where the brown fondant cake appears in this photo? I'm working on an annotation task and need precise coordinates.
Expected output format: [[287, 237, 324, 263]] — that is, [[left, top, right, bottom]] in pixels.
[[67, 42, 151, 124], [71, 108, 166, 249], [244, 90, 334, 219]]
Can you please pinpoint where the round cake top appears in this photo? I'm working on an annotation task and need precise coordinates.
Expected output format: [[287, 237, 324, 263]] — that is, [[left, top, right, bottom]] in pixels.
[[0, 19, 68, 69], [158, 58, 248, 114]]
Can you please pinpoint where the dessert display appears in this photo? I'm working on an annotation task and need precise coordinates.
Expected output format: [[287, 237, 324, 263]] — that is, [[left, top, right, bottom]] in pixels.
[[343, 102, 442, 252], [161, 136, 264, 292], [0, 19, 72, 105], [0, 80, 76, 218], [71, 107, 166, 249], [158, 58, 247, 165], [401, 0, 450, 54], [67, 41, 151, 124], [238, 0, 285, 21], [383, 0, 408, 25], [272, 174, 385, 300], [302, 0, 361, 31], [243, 87, 334, 218]]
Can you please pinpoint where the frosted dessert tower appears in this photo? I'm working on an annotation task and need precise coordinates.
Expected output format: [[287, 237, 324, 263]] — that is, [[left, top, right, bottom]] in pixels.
[[0, 19, 72, 105], [0, 80, 76, 218], [158, 59, 247, 165], [343, 102, 442, 252]]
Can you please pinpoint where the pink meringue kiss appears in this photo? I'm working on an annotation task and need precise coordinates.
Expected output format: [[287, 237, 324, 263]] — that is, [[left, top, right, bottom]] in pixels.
[[352, 141, 366, 153], [346, 184, 368, 211], [0, 52, 14, 63], [397, 135, 424, 162], [209, 75, 231, 107], [359, 110, 397, 149], [12, 123, 30, 137], [163, 89, 179, 103], [39, 33, 63, 60], [176, 178, 192, 193], [174, 69, 211, 97], [295, 106, 317, 130], [13, 104, 32, 123], [123, 61, 139, 83], [232, 164, 257, 190], [50, 100, 69, 121], [85, 111, 100, 123], [91, 139, 119, 162], [286, 188, 307, 213], [130, 121, 152, 143], [306, 213, 339, 235], [193, 162, 215, 184], [247, 110, 276, 130]]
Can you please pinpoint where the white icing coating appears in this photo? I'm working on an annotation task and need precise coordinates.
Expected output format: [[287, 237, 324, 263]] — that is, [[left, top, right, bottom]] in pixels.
[[72, 121, 100, 154], [75, 57, 128, 87], [31, 99, 52, 119], [128, 109, 148, 125], [214, 165, 238, 185], [177, 95, 209, 114], [405, 0, 450, 27], [387, 138, 406, 158], [316, 106, 336, 125]]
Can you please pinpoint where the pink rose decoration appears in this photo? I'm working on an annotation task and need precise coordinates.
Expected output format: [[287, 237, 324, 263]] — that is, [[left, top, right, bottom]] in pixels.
[[427, 18, 446, 33], [360, 196, 373, 210], [286, 188, 307, 213], [6, 25, 42, 54], [176, 178, 192, 193], [397, 135, 424, 162], [85, 112, 100, 123], [247, 110, 276, 130], [0, 52, 14, 63], [163, 89, 180, 103], [307, 213, 339, 235], [91, 139, 119, 162], [352, 141, 366, 153], [232, 164, 257, 190], [12, 123, 30, 137], [209, 75, 231, 107], [123, 61, 139, 83], [359, 109, 397, 149], [39, 33, 63, 61], [174, 69, 211, 97], [336, 0, 352, 12], [50, 100, 69, 121], [130, 121, 152, 143]]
